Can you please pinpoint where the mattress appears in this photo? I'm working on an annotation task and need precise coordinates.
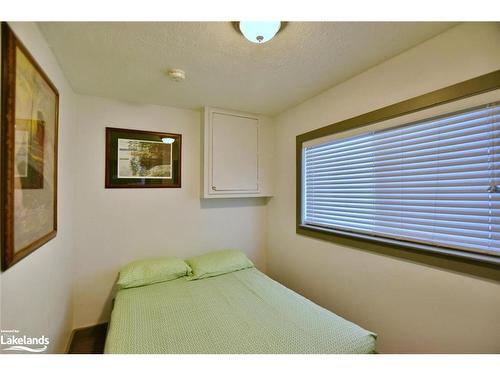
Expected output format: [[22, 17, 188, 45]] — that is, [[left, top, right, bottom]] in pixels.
[[104, 267, 376, 353]]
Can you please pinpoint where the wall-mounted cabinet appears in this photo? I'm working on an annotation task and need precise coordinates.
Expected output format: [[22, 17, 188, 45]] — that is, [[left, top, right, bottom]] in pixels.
[[202, 107, 273, 198]]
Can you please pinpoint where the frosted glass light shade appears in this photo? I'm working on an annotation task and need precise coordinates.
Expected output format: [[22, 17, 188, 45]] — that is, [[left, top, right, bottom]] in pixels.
[[239, 21, 281, 44]]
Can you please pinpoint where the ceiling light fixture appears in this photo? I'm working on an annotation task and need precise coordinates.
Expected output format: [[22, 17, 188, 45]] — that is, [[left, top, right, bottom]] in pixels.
[[238, 21, 282, 44]]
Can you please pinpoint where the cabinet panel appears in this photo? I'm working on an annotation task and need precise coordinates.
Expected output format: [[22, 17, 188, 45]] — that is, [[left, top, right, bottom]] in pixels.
[[211, 113, 258, 192], [202, 107, 272, 198]]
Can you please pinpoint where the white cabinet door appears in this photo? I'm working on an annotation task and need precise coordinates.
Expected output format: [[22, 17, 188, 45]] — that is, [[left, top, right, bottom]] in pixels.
[[211, 112, 259, 193]]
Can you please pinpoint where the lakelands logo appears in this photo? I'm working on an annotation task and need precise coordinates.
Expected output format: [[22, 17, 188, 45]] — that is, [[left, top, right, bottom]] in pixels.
[[1, 329, 49, 353]]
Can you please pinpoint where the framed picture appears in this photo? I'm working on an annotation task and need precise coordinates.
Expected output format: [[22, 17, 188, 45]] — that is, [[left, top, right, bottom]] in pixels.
[[105, 127, 181, 188], [1, 23, 59, 271]]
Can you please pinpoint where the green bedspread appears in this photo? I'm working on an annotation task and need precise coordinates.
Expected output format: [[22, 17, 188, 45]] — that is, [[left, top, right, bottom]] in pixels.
[[105, 268, 376, 353]]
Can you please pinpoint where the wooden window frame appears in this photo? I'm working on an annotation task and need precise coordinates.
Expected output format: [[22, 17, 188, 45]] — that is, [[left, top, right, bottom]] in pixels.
[[296, 70, 500, 280]]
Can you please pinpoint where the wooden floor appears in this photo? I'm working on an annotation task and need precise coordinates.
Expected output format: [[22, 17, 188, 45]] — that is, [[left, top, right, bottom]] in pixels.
[[67, 323, 108, 354]]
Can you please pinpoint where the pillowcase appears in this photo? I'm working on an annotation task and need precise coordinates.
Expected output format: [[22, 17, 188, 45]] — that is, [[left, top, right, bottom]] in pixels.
[[117, 257, 192, 289], [186, 249, 254, 280]]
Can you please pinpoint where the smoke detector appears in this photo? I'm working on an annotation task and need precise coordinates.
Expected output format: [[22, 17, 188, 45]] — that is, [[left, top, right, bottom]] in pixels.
[[167, 68, 186, 82]]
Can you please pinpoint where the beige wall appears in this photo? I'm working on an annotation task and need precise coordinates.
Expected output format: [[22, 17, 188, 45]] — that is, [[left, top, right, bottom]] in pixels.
[[72, 96, 271, 327], [0, 22, 77, 353], [267, 22, 500, 353]]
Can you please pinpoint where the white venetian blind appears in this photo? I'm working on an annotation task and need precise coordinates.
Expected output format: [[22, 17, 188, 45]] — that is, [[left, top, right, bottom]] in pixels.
[[303, 102, 500, 257]]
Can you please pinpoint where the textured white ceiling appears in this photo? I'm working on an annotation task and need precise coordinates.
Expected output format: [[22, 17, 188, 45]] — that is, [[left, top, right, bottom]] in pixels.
[[38, 22, 456, 115]]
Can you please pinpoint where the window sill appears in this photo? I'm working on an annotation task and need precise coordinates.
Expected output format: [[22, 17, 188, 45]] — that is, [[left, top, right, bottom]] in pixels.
[[297, 224, 500, 281]]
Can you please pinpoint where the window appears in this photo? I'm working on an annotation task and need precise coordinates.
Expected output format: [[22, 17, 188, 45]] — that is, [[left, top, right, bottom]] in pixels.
[[297, 72, 500, 265]]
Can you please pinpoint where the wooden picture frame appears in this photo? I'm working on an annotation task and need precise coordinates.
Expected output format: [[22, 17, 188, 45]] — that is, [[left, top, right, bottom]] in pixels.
[[1, 22, 59, 271], [105, 127, 181, 188]]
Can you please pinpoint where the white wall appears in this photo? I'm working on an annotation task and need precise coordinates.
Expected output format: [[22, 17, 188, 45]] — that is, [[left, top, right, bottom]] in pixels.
[[0, 22, 77, 353], [267, 22, 500, 354], [72, 96, 271, 327]]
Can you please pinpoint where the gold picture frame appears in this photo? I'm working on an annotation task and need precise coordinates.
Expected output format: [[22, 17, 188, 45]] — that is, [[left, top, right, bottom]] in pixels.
[[1, 22, 59, 270]]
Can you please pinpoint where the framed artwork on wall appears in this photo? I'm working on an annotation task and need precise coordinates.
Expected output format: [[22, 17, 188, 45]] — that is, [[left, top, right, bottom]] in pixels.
[[105, 127, 181, 188], [1, 22, 59, 271]]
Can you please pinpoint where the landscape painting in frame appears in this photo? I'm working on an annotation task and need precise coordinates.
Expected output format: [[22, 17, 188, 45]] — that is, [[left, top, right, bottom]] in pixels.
[[105, 127, 181, 188], [1, 23, 59, 271]]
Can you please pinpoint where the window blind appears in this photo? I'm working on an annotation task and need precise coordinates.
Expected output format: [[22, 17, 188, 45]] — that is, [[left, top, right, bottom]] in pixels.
[[303, 102, 500, 257]]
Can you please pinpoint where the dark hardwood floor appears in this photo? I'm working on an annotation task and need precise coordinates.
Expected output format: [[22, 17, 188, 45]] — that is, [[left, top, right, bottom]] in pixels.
[[67, 323, 108, 354]]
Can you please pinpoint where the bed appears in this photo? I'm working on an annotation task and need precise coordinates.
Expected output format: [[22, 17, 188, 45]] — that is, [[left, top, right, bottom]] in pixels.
[[104, 266, 376, 354]]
